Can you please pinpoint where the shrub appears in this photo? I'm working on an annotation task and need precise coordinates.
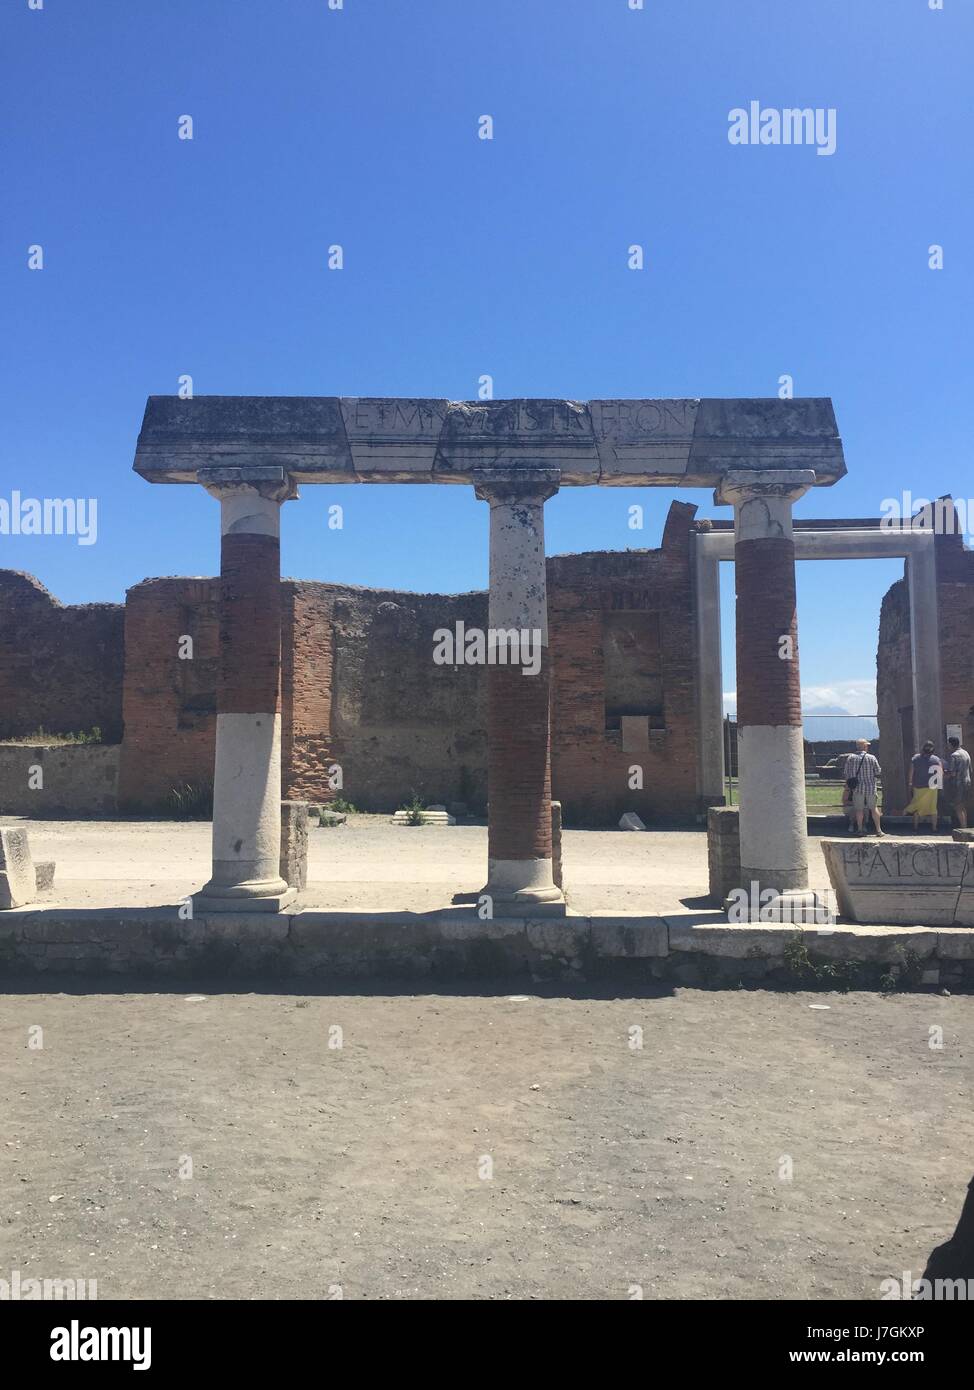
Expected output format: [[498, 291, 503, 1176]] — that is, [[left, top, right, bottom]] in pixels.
[[166, 782, 214, 820]]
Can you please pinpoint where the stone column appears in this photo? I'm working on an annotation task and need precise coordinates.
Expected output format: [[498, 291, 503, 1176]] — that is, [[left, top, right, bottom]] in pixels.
[[196, 467, 297, 912], [474, 469, 565, 916], [716, 469, 816, 912]]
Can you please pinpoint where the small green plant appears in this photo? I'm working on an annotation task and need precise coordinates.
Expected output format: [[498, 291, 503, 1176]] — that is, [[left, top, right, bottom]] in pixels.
[[783, 932, 863, 991], [166, 782, 214, 820], [879, 947, 926, 994], [400, 791, 427, 826], [329, 796, 357, 815]]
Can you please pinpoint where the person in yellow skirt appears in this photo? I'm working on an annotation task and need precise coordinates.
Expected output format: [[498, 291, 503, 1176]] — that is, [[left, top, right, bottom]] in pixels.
[[903, 739, 943, 833]]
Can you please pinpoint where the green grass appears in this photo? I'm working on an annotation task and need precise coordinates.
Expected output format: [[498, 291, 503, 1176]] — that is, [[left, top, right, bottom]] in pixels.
[[725, 779, 871, 814]]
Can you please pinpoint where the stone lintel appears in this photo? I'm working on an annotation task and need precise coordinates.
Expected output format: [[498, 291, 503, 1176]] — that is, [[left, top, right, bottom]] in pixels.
[[134, 396, 846, 488]]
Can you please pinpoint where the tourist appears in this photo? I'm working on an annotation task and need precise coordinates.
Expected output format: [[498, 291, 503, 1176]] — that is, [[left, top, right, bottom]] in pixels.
[[843, 738, 884, 837], [946, 735, 972, 830], [903, 739, 943, 833]]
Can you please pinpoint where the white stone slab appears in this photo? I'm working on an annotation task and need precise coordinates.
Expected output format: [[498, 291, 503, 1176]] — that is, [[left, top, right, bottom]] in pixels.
[[821, 838, 974, 927], [0, 828, 36, 909]]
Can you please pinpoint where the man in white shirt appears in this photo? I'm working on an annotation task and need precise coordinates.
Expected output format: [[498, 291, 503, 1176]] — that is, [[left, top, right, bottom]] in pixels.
[[844, 738, 884, 837]]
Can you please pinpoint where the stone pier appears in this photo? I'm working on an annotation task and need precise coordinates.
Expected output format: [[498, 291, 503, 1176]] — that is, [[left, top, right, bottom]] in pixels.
[[195, 468, 297, 912], [717, 470, 817, 915], [475, 470, 565, 916]]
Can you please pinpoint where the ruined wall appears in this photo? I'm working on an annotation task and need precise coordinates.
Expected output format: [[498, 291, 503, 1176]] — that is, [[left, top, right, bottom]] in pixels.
[[4, 504, 702, 823], [548, 502, 699, 823], [115, 577, 488, 814], [0, 744, 119, 816], [0, 571, 124, 743], [118, 577, 220, 811], [935, 532, 974, 759], [281, 583, 335, 803], [325, 584, 488, 812], [877, 532, 974, 812]]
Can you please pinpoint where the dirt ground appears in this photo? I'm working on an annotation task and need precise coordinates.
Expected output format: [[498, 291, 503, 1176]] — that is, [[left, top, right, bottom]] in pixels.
[[7, 816, 837, 915], [1, 985, 970, 1300]]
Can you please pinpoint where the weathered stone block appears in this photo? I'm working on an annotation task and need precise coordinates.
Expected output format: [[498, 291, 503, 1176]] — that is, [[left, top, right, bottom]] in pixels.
[[35, 862, 56, 894], [592, 398, 696, 483], [591, 917, 668, 958], [525, 919, 589, 959], [935, 928, 974, 960], [821, 837, 974, 926], [707, 806, 740, 905], [280, 800, 310, 891], [666, 918, 797, 958], [550, 800, 563, 889], [0, 829, 36, 909], [804, 925, 938, 962]]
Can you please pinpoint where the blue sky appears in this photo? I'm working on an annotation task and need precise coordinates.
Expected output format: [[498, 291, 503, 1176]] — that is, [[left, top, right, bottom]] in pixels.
[[2, 0, 971, 712]]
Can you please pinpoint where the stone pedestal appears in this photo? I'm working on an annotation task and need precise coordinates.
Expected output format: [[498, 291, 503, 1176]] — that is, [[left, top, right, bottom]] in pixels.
[[717, 470, 819, 917], [280, 800, 310, 892], [195, 469, 297, 913], [707, 806, 740, 906], [823, 837, 974, 926], [475, 470, 565, 917], [551, 800, 563, 890]]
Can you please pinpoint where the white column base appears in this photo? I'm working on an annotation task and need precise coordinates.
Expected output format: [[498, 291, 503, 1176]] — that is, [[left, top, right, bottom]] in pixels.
[[200, 711, 288, 904], [194, 885, 297, 914], [723, 889, 832, 925], [483, 858, 566, 917]]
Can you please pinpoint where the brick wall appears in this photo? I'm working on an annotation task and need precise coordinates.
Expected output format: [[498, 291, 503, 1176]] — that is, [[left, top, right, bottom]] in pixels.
[[548, 501, 700, 823], [118, 577, 220, 811], [281, 583, 335, 802], [324, 584, 489, 812], [877, 530, 974, 811], [4, 502, 702, 823], [0, 570, 124, 743], [935, 533, 974, 764]]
